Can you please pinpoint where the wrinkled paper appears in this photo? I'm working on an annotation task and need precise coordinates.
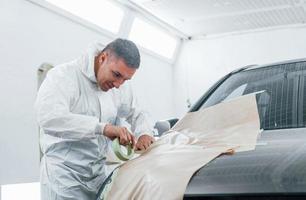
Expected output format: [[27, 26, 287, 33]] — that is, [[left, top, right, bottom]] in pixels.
[[105, 93, 261, 200]]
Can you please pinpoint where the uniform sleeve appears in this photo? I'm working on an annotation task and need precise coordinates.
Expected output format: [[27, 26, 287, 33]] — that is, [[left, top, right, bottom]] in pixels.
[[118, 84, 154, 138], [35, 68, 106, 140]]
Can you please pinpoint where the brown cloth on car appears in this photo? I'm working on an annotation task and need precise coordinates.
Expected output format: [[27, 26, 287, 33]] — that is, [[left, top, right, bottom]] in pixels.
[[105, 93, 261, 200]]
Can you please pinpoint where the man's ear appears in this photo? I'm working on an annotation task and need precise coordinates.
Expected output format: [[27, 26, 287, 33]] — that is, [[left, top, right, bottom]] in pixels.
[[99, 52, 107, 64]]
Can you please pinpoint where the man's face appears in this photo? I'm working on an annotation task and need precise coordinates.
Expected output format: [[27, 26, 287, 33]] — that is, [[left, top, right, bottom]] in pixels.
[[95, 52, 137, 91]]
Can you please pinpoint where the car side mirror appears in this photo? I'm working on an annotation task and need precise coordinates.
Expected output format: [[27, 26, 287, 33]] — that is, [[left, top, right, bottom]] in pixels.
[[154, 118, 179, 136]]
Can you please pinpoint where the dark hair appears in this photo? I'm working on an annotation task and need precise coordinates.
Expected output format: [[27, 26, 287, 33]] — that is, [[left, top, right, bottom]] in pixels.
[[102, 38, 140, 69]]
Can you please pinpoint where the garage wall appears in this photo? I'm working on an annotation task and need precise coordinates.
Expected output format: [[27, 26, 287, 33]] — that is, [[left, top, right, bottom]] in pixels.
[[0, 0, 174, 184], [173, 27, 306, 117]]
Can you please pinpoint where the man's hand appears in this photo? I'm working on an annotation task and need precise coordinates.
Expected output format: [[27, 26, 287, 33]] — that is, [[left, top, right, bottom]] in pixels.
[[103, 124, 136, 147], [136, 134, 155, 151]]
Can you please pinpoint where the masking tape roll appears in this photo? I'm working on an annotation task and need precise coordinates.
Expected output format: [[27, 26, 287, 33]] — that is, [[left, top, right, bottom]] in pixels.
[[112, 138, 134, 161]]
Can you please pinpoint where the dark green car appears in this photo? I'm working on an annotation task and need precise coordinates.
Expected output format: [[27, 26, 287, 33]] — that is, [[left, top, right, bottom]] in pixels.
[[184, 58, 306, 199]]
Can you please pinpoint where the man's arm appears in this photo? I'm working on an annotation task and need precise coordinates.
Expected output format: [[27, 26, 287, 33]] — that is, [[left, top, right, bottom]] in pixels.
[[35, 69, 106, 139], [119, 84, 155, 150]]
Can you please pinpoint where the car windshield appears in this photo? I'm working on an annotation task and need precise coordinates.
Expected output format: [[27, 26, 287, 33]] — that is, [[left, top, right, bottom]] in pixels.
[[200, 61, 306, 130]]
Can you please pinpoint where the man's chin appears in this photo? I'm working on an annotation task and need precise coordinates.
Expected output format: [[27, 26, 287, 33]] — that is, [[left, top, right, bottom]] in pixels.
[[100, 84, 114, 91], [99, 85, 108, 92], [101, 87, 109, 92]]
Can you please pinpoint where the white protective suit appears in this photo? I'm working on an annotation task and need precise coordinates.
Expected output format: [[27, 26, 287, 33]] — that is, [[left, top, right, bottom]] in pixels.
[[35, 42, 153, 200]]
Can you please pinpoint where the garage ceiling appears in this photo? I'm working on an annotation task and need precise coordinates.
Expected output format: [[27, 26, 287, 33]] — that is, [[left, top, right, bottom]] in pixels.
[[128, 0, 306, 37]]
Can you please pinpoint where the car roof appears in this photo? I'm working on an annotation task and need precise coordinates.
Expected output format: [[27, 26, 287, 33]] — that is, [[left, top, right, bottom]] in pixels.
[[236, 58, 306, 73]]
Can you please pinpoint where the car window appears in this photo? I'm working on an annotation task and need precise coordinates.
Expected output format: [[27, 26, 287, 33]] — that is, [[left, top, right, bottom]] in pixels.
[[222, 83, 247, 103], [200, 62, 306, 130]]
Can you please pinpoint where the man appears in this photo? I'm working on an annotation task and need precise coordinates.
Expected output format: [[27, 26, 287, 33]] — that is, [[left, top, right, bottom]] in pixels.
[[35, 38, 155, 200]]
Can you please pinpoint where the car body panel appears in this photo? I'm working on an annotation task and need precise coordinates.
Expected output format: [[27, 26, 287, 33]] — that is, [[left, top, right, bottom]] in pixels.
[[185, 128, 306, 197]]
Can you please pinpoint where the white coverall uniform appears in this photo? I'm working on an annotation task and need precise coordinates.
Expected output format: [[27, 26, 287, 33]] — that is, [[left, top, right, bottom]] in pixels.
[[35, 43, 153, 200]]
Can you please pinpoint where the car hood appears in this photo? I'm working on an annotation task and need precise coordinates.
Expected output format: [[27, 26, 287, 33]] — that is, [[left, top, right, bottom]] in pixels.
[[185, 128, 306, 197]]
